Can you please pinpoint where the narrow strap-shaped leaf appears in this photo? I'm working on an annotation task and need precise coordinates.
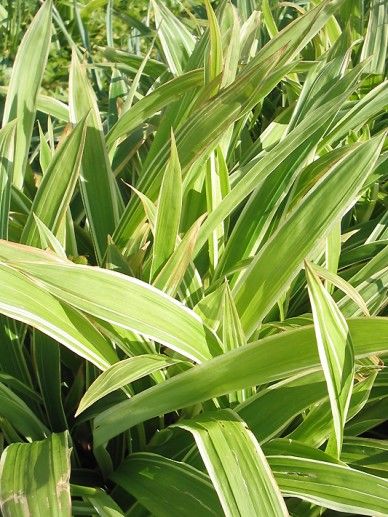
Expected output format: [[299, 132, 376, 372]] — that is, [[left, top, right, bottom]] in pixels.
[[129, 186, 156, 233], [311, 262, 370, 316], [111, 452, 223, 517], [35, 94, 69, 122], [262, 0, 278, 38], [204, 0, 223, 91], [237, 371, 327, 443], [175, 410, 288, 517], [325, 220, 341, 294], [0, 381, 48, 441], [360, 0, 388, 75], [106, 70, 204, 147], [0, 317, 31, 387], [152, 0, 195, 75], [233, 134, 385, 336], [32, 331, 68, 432], [206, 150, 225, 270], [2, 0, 52, 188], [341, 437, 388, 476], [38, 122, 54, 175], [76, 355, 178, 416], [21, 118, 87, 247], [34, 216, 68, 259], [0, 121, 16, 240], [221, 282, 246, 352], [151, 132, 182, 279], [112, 49, 291, 253], [0, 432, 71, 517], [245, 0, 345, 68], [337, 245, 388, 317], [69, 50, 121, 264], [0, 374, 41, 406], [323, 80, 388, 147], [266, 451, 388, 516], [288, 370, 378, 449], [71, 485, 124, 517], [0, 261, 117, 370], [107, 68, 127, 131], [0, 86, 69, 123], [93, 317, 388, 446], [153, 214, 206, 296], [305, 262, 354, 458], [306, 260, 354, 458], [195, 64, 367, 259], [0, 240, 221, 364]]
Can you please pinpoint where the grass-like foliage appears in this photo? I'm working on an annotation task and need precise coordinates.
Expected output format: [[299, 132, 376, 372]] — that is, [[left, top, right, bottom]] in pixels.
[[0, 1, 387, 515]]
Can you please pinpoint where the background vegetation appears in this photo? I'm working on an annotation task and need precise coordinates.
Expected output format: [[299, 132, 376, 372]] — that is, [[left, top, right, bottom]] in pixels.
[[0, 0, 387, 515]]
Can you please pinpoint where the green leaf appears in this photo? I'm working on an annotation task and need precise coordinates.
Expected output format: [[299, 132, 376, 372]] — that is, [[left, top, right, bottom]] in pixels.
[[204, 0, 223, 90], [233, 134, 385, 336], [175, 410, 288, 517], [38, 122, 53, 175], [111, 452, 222, 516], [0, 87, 69, 122], [36, 95, 69, 122], [71, 485, 124, 517], [360, 0, 388, 76], [153, 214, 206, 296], [102, 47, 166, 79], [106, 70, 204, 147], [0, 317, 31, 387], [311, 262, 370, 316], [21, 118, 87, 247], [33, 216, 68, 259], [2, 0, 52, 188], [151, 132, 182, 279], [69, 50, 121, 264], [323, 80, 388, 147], [0, 381, 48, 441], [246, 0, 346, 66], [0, 246, 117, 370], [288, 368, 378, 449], [113, 49, 292, 253], [93, 317, 388, 446], [0, 240, 221, 364], [76, 354, 178, 416], [262, 0, 278, 38], [305, 260, 355, 457], [337, 244, 388, 317], [220, 282, 246, 352], [152, 0, 195, 75], [0, 432, 71, 516], [341, 437, 388, 476], [266, 445, 388, 515], [195, 64, 367, 261], [32, 331, 67, 432], [237, 371, 327, 443], [0, 121, 16, 240]]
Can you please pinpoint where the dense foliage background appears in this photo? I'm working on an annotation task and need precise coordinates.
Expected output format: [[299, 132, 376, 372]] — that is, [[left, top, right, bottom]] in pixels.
[[0, 0, 387, 515]]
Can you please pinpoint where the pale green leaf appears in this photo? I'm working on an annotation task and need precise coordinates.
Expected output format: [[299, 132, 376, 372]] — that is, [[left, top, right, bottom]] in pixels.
[[0, 121, 16, 240], [0, 432, 71, 517], [175, 410, 288, 517], [306, 261, 354, 457], [21, 118, 87, 247], [0, 240, 221, 364], [2, 0, 52, 188], [151, 132, 182, 278], [76, 354, 178, 416], [93, 318, 388, 446]]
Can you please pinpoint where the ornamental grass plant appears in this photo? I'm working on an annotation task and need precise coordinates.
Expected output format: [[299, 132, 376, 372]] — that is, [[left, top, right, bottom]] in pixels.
[[0, 1, 387, 515]]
